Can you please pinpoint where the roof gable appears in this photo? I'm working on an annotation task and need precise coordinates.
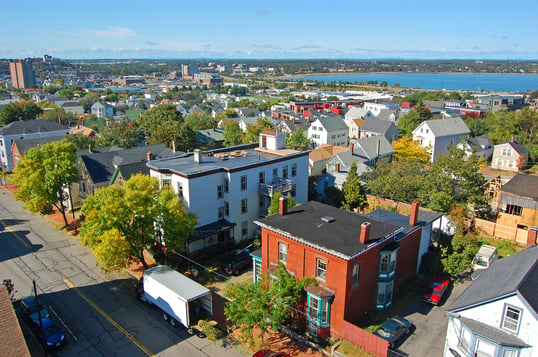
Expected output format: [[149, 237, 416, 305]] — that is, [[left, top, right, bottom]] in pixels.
[[0, 120, 68, 136], [415, 117, 471, 137], [448, 245, 538, 313]]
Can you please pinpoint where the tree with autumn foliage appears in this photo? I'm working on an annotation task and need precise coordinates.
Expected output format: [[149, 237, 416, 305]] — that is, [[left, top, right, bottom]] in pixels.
[[392, 137, 431, 163], [79, 174, 196, 272], [11, 140, 77, 228]]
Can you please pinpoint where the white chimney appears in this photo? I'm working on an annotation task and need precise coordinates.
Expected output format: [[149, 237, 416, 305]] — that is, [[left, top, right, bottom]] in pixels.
[[194, 149, 201, 163]]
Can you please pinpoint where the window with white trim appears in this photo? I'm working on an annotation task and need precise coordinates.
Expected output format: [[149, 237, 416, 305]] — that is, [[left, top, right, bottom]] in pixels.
[[224, 178, 229, 193], [278, 242, 287, 264], [217, 184, 223, 199], [502, 348, 520, 357], [177, 182, 183, 198], [240, 175, 247, 191], [379, 250, 397, 279], [307, 293, 330, 326], [458, 325, 471, 353], [501, 305, 522, 333], [224, 201, 229, 217], [316, 258, 326, 281]]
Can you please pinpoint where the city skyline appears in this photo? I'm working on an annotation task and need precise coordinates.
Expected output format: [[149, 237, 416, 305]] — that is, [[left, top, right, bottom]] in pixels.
[[2, 0, 537, 60]]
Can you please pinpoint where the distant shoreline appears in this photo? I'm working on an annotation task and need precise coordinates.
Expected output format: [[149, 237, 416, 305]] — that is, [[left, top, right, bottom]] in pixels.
[[286, 71, 538, 79]]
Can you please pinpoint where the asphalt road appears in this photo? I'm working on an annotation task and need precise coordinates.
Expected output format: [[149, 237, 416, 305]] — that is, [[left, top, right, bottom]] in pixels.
[[392, 277, 472, 356], [0, 187, 250, 357]]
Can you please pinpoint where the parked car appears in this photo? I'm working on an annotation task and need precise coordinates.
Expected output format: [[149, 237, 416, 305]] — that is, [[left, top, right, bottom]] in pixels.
[[20, 295, 49, 323], [223, 249, 252, 275], [422, 278, 449, 305], [373, 316, 412, 347], [38, 318, 65, 349], [252, 350, 291, 357]]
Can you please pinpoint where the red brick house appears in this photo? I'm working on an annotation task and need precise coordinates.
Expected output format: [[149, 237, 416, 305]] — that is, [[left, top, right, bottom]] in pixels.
[[254, 199, 423, 340]]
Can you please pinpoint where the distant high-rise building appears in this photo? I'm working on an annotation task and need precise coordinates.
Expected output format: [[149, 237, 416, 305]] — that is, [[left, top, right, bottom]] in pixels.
[[181, 64, 199, 80], [9, 59, 36, 89]]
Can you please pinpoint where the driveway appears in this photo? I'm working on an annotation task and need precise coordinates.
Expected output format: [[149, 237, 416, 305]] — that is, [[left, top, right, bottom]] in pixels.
[[393, 278, 473, 356]]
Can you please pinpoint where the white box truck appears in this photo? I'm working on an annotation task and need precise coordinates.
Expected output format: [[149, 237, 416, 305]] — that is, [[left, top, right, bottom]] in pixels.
[[137, 265, 212, 328]]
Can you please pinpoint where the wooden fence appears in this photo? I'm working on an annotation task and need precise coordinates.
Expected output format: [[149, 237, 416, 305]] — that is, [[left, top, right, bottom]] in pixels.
[[341, 320, 389, 357], [474, 218, 536, 246]]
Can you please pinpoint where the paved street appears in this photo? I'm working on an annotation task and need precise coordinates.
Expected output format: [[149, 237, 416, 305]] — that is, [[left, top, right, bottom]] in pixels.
[[0, 186, 250, 357], [392, 278, 472, 356]]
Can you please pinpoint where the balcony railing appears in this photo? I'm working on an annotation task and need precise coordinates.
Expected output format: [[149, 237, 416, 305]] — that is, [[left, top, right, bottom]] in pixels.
[[259, 179, 293, 197]]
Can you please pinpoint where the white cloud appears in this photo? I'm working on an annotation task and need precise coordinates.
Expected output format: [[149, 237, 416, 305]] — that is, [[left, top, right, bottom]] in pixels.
[[85, 27, 138, 39]]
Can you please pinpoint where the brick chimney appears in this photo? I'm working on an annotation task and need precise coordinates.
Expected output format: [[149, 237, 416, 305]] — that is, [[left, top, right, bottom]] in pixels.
[[409, 201, 420, 226], [335, 163, 340, 172], [360, 222, 370, 244], [279, 195, 288, 216], [146, 152, 152, 161], [172, 140, 176, 153], [88, 144, 93, 153]]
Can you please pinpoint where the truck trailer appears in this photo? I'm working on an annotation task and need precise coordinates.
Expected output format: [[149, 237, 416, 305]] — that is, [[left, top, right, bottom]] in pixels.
[[137, 265, 212, 328]]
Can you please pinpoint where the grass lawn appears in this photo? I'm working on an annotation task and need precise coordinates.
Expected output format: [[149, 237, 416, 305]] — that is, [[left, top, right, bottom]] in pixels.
[[475, 236, 526, 258], [336, 340, 375, 357]]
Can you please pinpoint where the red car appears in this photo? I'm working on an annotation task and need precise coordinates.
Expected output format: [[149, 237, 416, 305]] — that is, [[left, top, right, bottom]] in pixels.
[[422, 278, 449, 305], [252, 350, 291, 357]]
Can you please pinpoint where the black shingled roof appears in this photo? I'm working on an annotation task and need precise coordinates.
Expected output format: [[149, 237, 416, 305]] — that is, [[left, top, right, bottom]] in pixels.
[[500, 173, 538, 201], [255, 201, 402, 259]]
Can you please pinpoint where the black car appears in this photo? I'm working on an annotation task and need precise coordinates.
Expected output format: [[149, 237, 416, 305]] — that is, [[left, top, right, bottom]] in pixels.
[[223, 250, 252, 275]]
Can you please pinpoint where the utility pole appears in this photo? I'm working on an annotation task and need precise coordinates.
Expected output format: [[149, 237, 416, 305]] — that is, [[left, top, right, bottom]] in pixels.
[[33, 280, 46, 351]]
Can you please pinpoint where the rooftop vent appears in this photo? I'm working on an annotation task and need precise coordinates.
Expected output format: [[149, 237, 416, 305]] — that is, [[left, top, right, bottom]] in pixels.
[[321, 216, 335, 223]]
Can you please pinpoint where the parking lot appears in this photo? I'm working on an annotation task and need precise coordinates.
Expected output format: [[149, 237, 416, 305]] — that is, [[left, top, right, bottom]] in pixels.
[[392, 278, 473, 356]]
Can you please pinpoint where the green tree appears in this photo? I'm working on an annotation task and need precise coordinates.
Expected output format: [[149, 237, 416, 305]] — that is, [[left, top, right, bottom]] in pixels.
[[224, 263, 315, 347], [40, 107, 76, 124], [441, 234, 481, 277], [242, 118, 275, 144], [342, 161, 367, 211], [99, 121, 145, 148], [184, 112, 218, 131], [423, 146, 486, 213], [79, 174, 196, 272], [137, 104, 183, 137], [366, 159, 428, 204], [11, 140, 78, 228], [0, 100, 43, 125], [267, 192, 297, 216], [223, 120, 243, 146], [286, 129, 310, 150], [149, 121, 198, 151], [397, 104, 433, 138]]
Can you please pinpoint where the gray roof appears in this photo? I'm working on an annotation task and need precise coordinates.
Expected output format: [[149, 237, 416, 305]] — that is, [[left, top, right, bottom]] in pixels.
[[61, 101, 83, 108], [467, 135, 493, 150], [255, 201, 402, 259], [316, 116, 348, 132], [448, 245, 538, 313], [80, 144, 169, 185], [143, 265, 210, 301], [345, 106, 371, 119], [498, 140, 529, 156], [196, 127, 225, 144], [113, 161, 150, 183], [365, 208, 443, 235], [360, 118, 397, 135], [147, 143, 308, 177], [91, 101, 105, 109], [0, 120, 69, 136], [500, 173, 538, 202], [419, 117, 470, 137], [376, 109, 400, 122], [459, 317, 529, 348], [352, 135, 394, 160], [13, 135, 65, 155]]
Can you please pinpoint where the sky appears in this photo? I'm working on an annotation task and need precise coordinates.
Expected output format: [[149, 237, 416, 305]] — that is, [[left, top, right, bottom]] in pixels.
[[2, 0, 537, 60]]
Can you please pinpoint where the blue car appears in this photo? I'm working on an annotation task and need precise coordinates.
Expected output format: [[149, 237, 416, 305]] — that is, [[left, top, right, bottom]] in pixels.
[[39, 318, 65, 349], [20, 295, 49, 323], [373, 316, 412, 348]]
